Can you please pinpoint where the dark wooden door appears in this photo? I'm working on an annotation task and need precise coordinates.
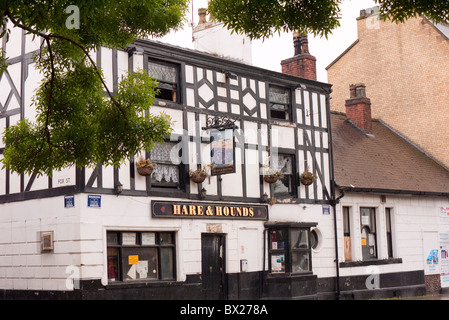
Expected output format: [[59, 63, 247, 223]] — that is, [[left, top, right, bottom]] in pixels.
[[201, 234, 225, 299]]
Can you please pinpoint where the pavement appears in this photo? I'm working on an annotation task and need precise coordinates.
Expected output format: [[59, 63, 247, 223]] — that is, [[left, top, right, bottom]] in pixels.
[[396, 293, 449, 300]]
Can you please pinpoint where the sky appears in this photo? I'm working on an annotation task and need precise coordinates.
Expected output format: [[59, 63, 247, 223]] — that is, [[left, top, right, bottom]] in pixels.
[[158, 0, 377, 83]]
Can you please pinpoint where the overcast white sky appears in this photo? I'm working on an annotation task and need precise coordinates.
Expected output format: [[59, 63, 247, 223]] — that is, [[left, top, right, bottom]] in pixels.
[[158, 0, 376, 83]]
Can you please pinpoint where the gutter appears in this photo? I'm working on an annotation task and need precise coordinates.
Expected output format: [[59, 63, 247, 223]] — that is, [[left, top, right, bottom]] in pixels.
[[339, 186, 449, 198]]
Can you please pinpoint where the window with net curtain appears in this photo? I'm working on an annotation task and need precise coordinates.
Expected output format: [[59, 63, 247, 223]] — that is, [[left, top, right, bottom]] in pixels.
[[272, 154, 295, 197], [149, 141, 180, 188]]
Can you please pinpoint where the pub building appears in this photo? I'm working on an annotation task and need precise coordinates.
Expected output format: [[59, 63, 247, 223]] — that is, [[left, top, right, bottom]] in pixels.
[[0, 17, 337, 300]]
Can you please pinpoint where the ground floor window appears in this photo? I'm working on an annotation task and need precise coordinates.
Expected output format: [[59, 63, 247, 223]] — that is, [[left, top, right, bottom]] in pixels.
[[361, 207, 377, 260], [386, 207, 394, 258], [107, 231, 175, 282], [266, 223, 315, 274]]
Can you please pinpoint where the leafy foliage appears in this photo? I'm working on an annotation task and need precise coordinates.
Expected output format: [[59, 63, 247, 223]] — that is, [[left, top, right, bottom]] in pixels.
[[0, 0, 187, 176], [207, 0, 449, 39], [1, 0, 449, 176], [377, 0, 449, 24], [207, 0, 343, 39]]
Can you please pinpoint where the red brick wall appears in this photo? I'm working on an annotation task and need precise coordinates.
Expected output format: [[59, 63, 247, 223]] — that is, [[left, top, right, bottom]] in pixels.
[[281, 54, 317, 81], [345, 97, 372, 134], [327, 14, 449, 168]]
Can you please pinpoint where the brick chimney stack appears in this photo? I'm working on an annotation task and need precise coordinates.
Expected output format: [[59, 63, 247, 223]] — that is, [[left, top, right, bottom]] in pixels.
[[345, 83, 372, 134], [198, 8, 207, 24], [281, 32, 317, 81]]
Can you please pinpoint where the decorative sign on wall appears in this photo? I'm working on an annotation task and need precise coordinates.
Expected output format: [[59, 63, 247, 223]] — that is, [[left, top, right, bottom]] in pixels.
[[202, 116, 238, 176], [210, 128, 235, 175], [152, 201, 268, 221]]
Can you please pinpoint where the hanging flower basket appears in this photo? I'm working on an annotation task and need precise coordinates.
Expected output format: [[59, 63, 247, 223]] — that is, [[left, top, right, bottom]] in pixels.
[[300, 169, 316, 186], [263, 175, 279, 184], [189, 167, 209, 183], [136, 159, 157, 176], [261, 166, 284, 184]]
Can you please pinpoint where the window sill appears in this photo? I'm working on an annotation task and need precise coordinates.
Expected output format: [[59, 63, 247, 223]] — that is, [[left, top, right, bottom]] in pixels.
[[339, 258, 402, 268], [148, 188, 186, 198], [106, 279, 178, 289], [268, 272, 314, 277]]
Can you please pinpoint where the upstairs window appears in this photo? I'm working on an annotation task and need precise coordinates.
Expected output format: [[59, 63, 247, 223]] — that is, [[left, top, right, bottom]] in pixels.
[[149, 141, 182, 189], [148, 60, 179, 102], [272, 153, 296, 197], [269, 86, 291, 121]]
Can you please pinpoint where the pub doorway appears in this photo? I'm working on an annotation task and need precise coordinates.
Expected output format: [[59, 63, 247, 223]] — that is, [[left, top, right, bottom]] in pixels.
[[201, 234, 226, 299]]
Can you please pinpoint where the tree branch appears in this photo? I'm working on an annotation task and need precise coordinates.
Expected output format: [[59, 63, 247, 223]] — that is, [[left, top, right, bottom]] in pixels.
[[44, 36, 54, 148], [4, 10, 123, 112]]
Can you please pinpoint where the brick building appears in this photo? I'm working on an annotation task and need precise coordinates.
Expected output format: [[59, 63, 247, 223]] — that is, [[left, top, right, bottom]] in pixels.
[[281, 33, 449, 298], [326, 7, 449, 169]]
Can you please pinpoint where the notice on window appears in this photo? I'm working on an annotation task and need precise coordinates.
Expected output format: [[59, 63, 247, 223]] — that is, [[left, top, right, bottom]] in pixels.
[[271, 254, 285, 273], [137, 261, 149, 279], [440, 233, 449, 288], [128, 255, 139, 265], [142, 232, 156, 245], [122, 232, 137, 245]]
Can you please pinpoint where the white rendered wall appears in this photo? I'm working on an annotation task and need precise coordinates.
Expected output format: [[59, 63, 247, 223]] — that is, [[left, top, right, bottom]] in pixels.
[[336, 193, 449, 279], [193, 22, 252, 65]]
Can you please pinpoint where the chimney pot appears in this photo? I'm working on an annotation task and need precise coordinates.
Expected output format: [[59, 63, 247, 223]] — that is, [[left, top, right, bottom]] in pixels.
[[281, 32, 317, 81], [299, 34, 310, 54], [349, 84, 356, 98], [355, 83, 366, 97], [293, 36, 301, 55]]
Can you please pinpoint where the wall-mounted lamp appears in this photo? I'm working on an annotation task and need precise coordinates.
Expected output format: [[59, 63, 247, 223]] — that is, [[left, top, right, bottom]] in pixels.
[[115, 181, 123, 195], [126, 44, 144, 56], [225, 71, 238, 80], [261, 193, 269, 203], [200, 187, 207, 200]]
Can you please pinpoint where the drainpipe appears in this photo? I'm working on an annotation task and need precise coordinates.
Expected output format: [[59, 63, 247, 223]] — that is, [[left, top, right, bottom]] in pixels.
[[331, 185, 345, 299], [327, 92, 344, 299], [260, 228, 267, 299]]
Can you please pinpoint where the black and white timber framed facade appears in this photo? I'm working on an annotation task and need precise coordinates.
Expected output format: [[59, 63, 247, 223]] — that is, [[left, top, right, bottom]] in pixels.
[[0, 24, 338, 300]]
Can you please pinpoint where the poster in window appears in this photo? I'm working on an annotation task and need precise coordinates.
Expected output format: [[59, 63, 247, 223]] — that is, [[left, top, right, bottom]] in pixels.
[[440, 233, 449, 287], [271, 254, 285, 273], [210, 128, 235, 175]]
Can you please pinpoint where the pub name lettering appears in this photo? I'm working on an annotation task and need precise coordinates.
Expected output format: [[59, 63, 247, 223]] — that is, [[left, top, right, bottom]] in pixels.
[[173, 204, 255, 217]]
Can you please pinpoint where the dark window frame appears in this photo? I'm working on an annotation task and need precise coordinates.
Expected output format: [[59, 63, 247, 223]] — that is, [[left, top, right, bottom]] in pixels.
[[107, 231, 176, 283], [267, 225, 313, 275], [148, 141, 185, 191], [386, 208, 393, 258], [343, 206, 352, 261], [360, 207, 377, 260], [271, 152, 297, 198], [147, 59, 181, 103], [269, 85, 292, 121]]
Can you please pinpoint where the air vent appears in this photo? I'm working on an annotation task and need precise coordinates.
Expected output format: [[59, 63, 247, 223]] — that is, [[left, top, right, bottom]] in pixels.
[[41, 231, 54, 253]]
